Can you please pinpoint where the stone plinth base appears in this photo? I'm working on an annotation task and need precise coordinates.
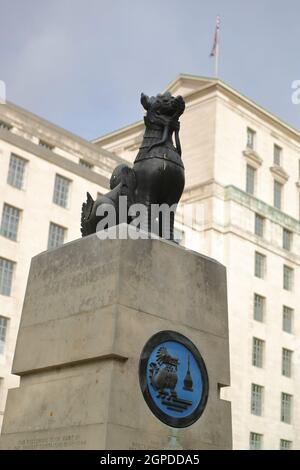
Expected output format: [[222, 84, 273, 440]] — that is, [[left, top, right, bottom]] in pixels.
[[0, 226, 231, 450]]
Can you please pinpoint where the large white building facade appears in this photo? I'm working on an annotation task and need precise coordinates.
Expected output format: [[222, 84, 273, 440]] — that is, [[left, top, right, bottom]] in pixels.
[[0, 75, 299, 449], [0, 101, 126, 431], [93, 75, 300, 450]]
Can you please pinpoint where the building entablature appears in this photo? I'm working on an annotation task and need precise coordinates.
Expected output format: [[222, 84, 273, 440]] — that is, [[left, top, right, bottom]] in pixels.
[[0, 101, 126, 184]]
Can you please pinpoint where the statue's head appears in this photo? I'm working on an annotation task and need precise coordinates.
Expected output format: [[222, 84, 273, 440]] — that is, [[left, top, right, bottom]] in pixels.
[[140, 92, 185, 128]]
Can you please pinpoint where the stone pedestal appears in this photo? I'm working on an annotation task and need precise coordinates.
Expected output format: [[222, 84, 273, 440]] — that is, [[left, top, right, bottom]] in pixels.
[[0, 226, 232, 450]]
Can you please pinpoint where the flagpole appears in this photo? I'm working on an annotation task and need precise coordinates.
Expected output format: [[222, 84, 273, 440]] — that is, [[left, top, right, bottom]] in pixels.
[[215, 40, 219, 78], [215, 16, 220, 78], [210, 15, 220, 78]]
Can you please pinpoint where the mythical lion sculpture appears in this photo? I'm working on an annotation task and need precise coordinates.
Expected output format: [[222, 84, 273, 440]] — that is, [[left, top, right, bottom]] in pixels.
[[81, 91, 185, 240]]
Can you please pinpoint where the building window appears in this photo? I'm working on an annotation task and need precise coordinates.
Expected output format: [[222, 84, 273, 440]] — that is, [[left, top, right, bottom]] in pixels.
[[251, 383, 263, 416], [282, 228, 292, 251], [246, 165, 256, 195], [79, 159, 94, 170], [283, 265, 293, 291], [247, 128, 256, 150], [280, 439, 292, 450], [254, 294, 265, 322], [48, 223, 66, 250], [274, 144, 282, 166], [274, 180, 283, 210], [255, 213, 264, 237], [282, 306, 293, 333], [282, 349, 292, 378], [0, 316, 8, 355], [53, 174, 70, 208], [281, 393, 292, 423], [0, 204, 21, 241], [249, 432, 262, 450], [255, 252, 266, 279], [0, 120, 12, 131], [39, 139, 54, 151], [252, 338, 264, 368], [0, 257, 14, 296], [7, 154, 26, 189]]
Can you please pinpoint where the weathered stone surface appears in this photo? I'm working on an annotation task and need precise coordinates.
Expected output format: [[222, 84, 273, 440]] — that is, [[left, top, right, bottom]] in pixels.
[[0, 226, 232, 450]]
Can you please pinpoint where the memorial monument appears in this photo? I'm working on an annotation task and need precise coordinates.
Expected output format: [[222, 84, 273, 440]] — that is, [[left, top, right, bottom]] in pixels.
[[81, 91, 185, 239], [0, 91, 232, 450]]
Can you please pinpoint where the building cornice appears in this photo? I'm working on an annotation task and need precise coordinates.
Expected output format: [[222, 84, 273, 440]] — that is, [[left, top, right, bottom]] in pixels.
[[0, 128, 110, 189], [243, 149, 263, 168], [183, 81, 300, 145], [225, 185, 300, 234], [180, 179, 222, 204], [92, 120, 144, 146], [206, 222, 300, 266], [181, 179, 300, 234], [0, 101, 126, 171], [269, 165, 289, 183]]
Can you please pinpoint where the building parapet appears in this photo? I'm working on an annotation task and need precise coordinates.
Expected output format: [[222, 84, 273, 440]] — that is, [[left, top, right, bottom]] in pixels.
[[0, 101, 127, 177], [225, 185, 300, 234], [0, 127, 110, 188]]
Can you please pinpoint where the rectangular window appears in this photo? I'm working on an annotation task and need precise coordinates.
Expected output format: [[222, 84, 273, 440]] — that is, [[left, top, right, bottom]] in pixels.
[[252, 338, 264, 368], [282, 306, 293, 333], [79, 159, 94, 170], [48, 223, 66, 250], [246, 165, 256, 195], [255, 213, 264, 237], [53, 174, 70, 208], [274, 144, 282, 165], [0, 316, 8, 355], [281, 393, 292, 423], [280, 439, 292, 450], [7, 154, 26, 189], [283, 265, 293, 291], [39, 139, 54, 151], [282, 349, 292, 377], [0, 120, 12, 131], [254, 294, 265, 322], [255, 252, 266, 279], [247, 128, 256, 149], [274, 180, 283, 210], [0, 257, 14, 296], [0, 203, 21, 241], [250, 432, 262, 450], [283, 228, 292, 251], [251, 383, 263, 416]]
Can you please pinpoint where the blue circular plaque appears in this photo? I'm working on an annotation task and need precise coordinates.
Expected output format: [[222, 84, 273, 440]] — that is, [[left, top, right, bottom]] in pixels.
[[139, 331, 209, 428]]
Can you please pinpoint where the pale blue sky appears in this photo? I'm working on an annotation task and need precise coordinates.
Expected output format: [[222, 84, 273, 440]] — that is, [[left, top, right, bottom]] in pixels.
[[0, 0, 299, 140]]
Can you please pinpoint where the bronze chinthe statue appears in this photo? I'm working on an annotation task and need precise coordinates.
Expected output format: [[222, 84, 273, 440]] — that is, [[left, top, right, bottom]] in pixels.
[[81, 91, 185, 240]]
